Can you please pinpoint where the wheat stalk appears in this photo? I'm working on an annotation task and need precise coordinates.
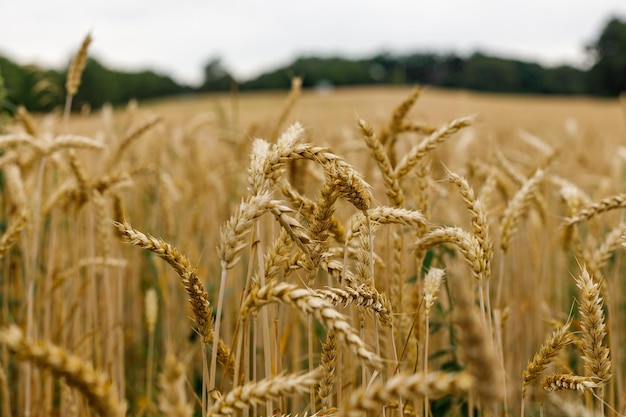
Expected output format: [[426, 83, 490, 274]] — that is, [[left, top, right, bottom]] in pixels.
[[271, 76, 302, 140], [113, 221, 234, 371], [454, 282, 504, 405]]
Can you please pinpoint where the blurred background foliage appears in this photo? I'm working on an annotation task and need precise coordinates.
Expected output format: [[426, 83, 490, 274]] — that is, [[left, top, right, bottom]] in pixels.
[[0, 16, 624, 114]]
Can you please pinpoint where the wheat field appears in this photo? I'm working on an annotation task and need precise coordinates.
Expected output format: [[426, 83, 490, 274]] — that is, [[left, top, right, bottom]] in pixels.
[[1, 38, 626, 417]]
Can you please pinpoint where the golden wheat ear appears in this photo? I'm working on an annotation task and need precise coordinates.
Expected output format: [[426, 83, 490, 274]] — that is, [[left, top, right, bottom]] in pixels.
[[158, 353, 194, 417], [522, 321, 573, 398], [575, 265, 611, 385], [66, 33, 92, 98], [0, 325, 126, 417]]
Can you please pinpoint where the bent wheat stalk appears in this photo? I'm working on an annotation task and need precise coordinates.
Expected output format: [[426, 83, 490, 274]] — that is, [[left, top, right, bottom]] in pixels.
[[113, 221, 234, 371]]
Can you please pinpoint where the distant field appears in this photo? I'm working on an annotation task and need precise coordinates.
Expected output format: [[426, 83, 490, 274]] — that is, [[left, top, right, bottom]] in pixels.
[[3, 84, 626, 417], [145, 86, 625, 136]]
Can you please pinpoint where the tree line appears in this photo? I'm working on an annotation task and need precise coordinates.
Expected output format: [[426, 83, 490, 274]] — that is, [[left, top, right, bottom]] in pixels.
[[1, 16, 624, 114]]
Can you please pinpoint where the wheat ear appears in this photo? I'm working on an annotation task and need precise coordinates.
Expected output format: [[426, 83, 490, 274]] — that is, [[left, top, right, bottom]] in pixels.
[[447, 169, 493, 280], [0, 208, 28, 259], [347, 207, 428, 241], [500, 168, 545, 252], [316, 285, 393, 327], [326, 160, 372, 211], [271, 76, 302, 140], [415, 226, 486, 281], [206, 369, 320, 417], [242, 282, 383, 370], [564, 193, 626, 226], [158, 354, 194, 417], [16, 105, 38, 136], [66, 33, 92, 97], [385, 87, 421, 142], [575, 266, 611, 385], [218, 193, 273, 269], [318, 330, 338, 409], [305, 179, 340, 280], [422, 267, 445, 417], [248, 138, 271, 195], [358, 118, 404, 206], [542, 373, 597, 392], [111, 115, 162, 165], [4, 162, 26, 210], [522, 322, 573, 397], [280, 181, 346, 244], [588, 223, 626, 291], [342, 371, 473, 417], [377, 87, 422, 169], [394, 116, 473, 180], [398, 120, 436, 135], [0, 325, 126, 417]]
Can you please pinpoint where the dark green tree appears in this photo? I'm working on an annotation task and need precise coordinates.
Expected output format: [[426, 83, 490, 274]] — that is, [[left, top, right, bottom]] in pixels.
[[70, 58, 186, 110], [587, 17, 626, 96], [200, 58, 235, 91], [0, 68, 7, 130]]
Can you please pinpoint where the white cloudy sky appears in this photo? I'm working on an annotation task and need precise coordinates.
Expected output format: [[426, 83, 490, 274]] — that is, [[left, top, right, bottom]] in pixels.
[[1, 1, 625, 85]]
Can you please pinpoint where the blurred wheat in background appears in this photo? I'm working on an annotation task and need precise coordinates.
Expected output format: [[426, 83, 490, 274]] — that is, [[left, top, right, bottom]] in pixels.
[[1, 33, 626, 417]]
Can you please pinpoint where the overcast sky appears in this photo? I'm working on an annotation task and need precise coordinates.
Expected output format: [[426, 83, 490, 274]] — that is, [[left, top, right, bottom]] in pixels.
[[1, 1, 625, 85]]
